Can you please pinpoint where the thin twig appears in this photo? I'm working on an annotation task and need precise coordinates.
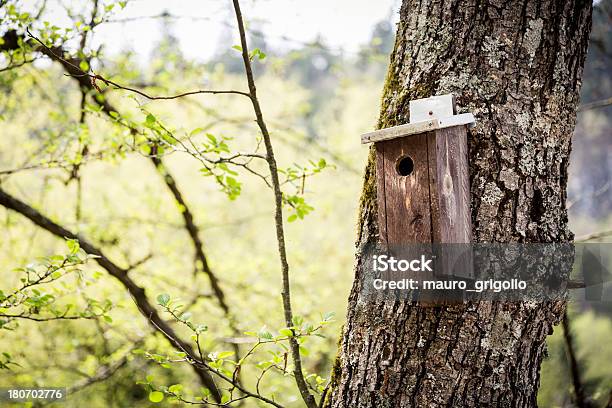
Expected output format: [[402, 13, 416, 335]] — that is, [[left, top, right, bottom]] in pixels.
[[578, 96, 612, 111], [66, 353, 131, 394], [25, 28, 251, 100], [0, 58, 38, 72], [575, 229, 612, 242], [230, 1, 317, 407], [0, 147, 126, 176], [151, 321, 285, 408], [0, 314, 96, 321]]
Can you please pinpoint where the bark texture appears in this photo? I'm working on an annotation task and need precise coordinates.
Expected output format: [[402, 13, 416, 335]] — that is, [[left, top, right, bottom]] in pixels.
[[325, 0, 592, 407]]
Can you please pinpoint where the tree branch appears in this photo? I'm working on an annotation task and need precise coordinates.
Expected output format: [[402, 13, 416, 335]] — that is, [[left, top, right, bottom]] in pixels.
[[578, 96, 612, 112], [561, 312, 590, 408], [575, 229, 612, 242], [5, 26, 241, 364], [24, 28, 251, 100], [150, 154, 241, 360], [0, 29, 250, 101], [230, 1, 316, 407], [0, 188, 221, 402]]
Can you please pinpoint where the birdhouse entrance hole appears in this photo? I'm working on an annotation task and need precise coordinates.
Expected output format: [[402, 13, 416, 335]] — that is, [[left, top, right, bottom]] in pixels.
[[396, 156, 414, 176]]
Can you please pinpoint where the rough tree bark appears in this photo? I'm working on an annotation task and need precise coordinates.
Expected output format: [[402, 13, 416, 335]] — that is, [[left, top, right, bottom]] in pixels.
[[324, 1, 592, 407]]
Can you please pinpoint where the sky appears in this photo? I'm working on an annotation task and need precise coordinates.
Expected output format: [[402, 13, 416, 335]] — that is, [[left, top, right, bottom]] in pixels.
[[19, 0, 400, 61]]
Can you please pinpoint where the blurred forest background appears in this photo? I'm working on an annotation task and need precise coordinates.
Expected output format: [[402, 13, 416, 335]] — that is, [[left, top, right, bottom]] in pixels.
[[0, 0, 610, 407]]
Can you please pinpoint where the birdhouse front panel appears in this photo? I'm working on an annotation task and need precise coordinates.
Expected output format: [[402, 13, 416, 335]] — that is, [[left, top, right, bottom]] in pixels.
[[376, 132, 433, 246]]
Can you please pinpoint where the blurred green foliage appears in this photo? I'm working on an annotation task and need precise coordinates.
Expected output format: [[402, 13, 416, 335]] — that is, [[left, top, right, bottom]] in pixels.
[[0, 0, 610, 407]]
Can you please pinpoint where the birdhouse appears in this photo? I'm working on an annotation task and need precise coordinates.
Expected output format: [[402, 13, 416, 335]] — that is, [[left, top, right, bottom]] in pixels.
[[361, 94, 475, 246]]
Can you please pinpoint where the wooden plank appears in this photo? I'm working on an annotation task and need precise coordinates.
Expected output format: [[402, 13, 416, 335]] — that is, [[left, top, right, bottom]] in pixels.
[[379, 133, 432, 245], [362, 120, 437, 144], [429, 126, 473, 293], [432, 126, 472, 243], [361, 114, 475, 144], [437, 113, 474, 130]]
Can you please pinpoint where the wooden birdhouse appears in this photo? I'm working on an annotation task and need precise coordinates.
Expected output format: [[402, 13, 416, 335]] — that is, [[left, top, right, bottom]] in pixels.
[[361, 94, 475, 246]]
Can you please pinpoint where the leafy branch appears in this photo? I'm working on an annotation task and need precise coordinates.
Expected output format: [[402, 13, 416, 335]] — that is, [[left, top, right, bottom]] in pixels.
[[136, 293, 335, 406], [21, 28, 252, 101], [2, 20, 244, 382], [0, 187, 222, 400], [0, 239, 109, 329]]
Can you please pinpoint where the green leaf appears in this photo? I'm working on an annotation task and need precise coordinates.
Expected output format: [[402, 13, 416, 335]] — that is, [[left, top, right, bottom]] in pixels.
[[292, 315, 304, 327], [232, 45, 242, 52], [79, 60, 89, 72], [225, 176, 239, 187], [279, 328, 294, 337], [157, 293, 170, 306], [168, 384, 183, 394], [322, 311, 336, 321], [145, 113, 156, 126], [66, 239, 80, 255], [217, 351, 234, 359], [206, 133, 217, 144], [149, 391, 164, 403], [190, 127, 205, 137], [258, 327, 273, 340], [250, 48, 267, 61]]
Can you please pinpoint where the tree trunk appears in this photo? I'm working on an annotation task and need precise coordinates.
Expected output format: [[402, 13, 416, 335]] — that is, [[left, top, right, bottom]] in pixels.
[[325, 1, 592, 407]]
